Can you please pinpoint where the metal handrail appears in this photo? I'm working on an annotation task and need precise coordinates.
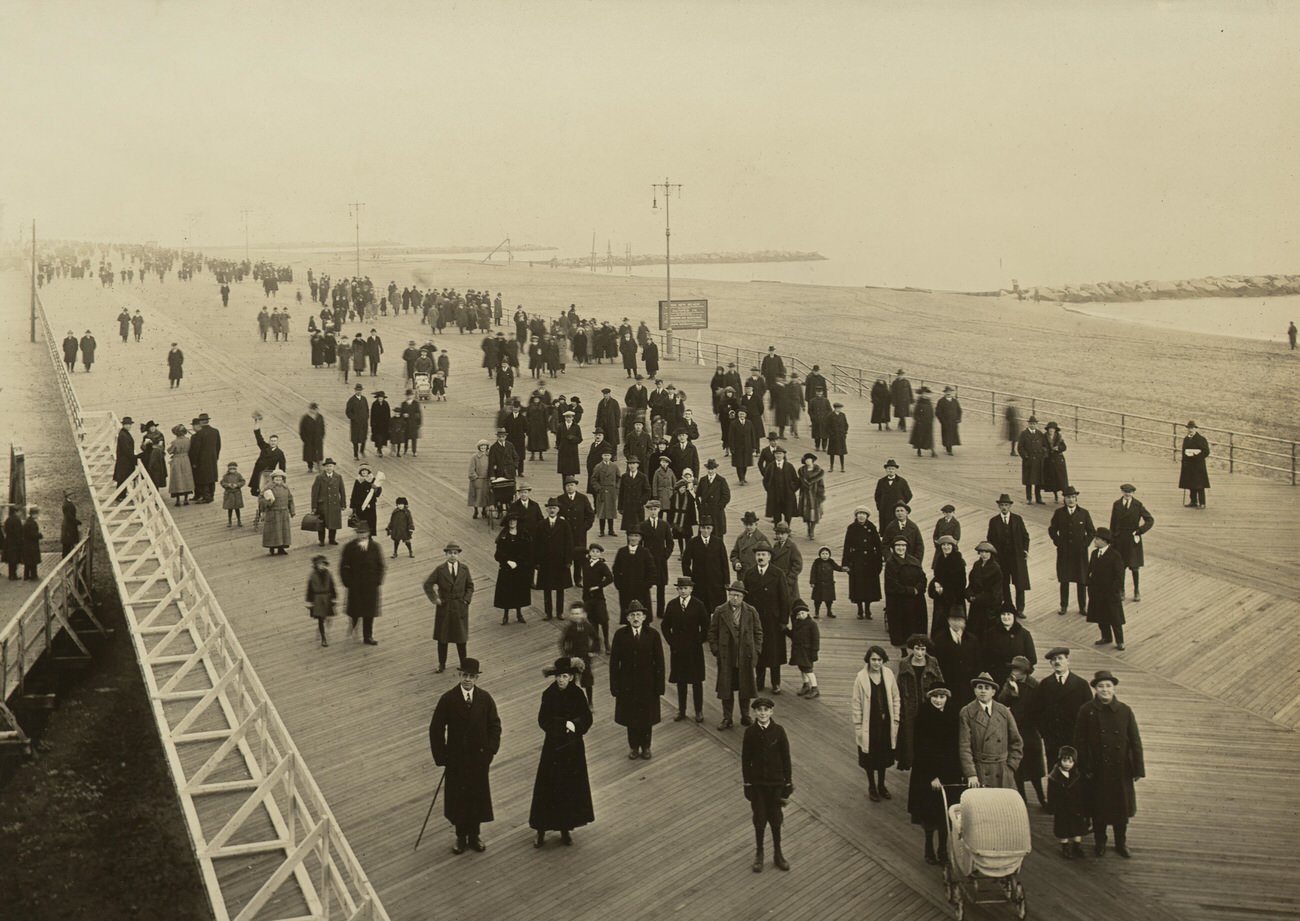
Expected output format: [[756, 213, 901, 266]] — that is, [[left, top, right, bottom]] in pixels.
[[34, 288, 390, 921], [658, 332, 1296, 484]]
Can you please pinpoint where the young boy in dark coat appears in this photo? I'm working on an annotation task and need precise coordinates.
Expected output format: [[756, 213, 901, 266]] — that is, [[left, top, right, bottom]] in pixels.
[[742, 698, 793, 873], [1048, 745, 1090, 858], [385, 497, 415, 558], [808, 546, 843, 619], [581, 544, 615, 653], [785, 600, 821, 698]]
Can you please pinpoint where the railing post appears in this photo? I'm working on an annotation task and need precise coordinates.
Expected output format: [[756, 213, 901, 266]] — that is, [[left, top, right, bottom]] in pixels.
[[1292, 442, 1296, 486], [1073, 405, 1079, 440], [1229, 432, 1235, 473], [1120, 414, 1126, 451], [1173, 423, 1178, 461], [43, 586, 53, 653], [1031, 398, 1037, 418], [857, 369, 863, 398], [991, 390, 996, 423]]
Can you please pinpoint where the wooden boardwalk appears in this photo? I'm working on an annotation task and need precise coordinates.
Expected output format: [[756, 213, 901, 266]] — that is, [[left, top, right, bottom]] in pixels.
[[37, 256, 1300, 921]]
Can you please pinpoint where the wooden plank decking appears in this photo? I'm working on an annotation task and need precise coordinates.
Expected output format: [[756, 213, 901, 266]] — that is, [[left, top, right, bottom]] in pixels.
[[36, 255, 1300, 921]]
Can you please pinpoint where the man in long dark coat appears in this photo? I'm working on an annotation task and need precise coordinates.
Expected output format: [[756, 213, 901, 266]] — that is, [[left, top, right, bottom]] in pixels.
[[1109, 484, 1154, 602], [424, 542, 476, 672], [595, 389, 622, 451], [638, 499, 674, 618], [79, 331, 96, 372], [113, 416, 137, 488], [609, 601, 665, 758], [909, 387, 936, 456], [1178, 421, 1211, 508], [935, 386, 962, 454], [299, 403, 326, 472], [345, 384, 369, 459], [311, 458, 347, 545], [760, 347, 786, 405], [890, 370, 913, 430], [762, 447, 800, 526], [556, 477, 594, 586], [61, 331, 78, 373], [1034, 647, 1092, 766], [696, 460, 731, 537], [339, 522, 386, 644], [189, 413, 221, 502], [250, 424, 287, 496], [533, 498, 573, 619], [874, 460, 912, 525], [429, 659, 502, 854], [1086, 529, 1128, 649], [744, 546, 789, 695], [708, 581, 763, 729], [556, 410, 582, 480], [987, 494, 1030, 615], [1074, 670, 1144, 858], [661, 576, 710, 722], [612, 530, 654, 623], [1048, 486, 1095, 614], [487, 428, 518, 481], [1017, 417, 1050, 503], [682, 517, 730, 614]]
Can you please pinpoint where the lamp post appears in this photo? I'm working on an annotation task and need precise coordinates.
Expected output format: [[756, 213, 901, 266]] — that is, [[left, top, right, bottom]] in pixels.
[[651, 177, 682, 357], [348, 202, 365, 277]]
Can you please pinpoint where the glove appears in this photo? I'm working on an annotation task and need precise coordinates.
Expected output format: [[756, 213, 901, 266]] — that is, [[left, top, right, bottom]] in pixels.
[[564, 720, 576, 733], [743, 785, 757, 802], [782, 784, 794, 799]]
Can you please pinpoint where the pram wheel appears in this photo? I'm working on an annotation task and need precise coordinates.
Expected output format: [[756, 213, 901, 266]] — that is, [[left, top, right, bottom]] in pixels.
[[1014, 882, 1026, 919], [952, 890, 964, 921]]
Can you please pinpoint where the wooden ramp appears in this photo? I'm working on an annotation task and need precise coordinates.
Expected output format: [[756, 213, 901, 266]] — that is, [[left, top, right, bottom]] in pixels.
[[38, 257, 1300, 921]]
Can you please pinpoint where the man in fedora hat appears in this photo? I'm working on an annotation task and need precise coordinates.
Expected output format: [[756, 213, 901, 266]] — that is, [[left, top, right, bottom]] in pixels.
[[696, 458, 731, 538], [881, 500, 925, 564], [1108, 484, 1154, 602], [609, 600, 665, 759], [890, 369, 913, 431], [936, 386, 962, 455], [874, 460, 912, 525], [487, 428, 518, 482], [745, 545, 789, 695], [557, 408, 583, 480], [339, 521, 385, 644], [310, 457, 347, 546], [661, 576, 710, 723], [189, 413, 222, 503], [1086, 528, 1127, 649], [429, 658, 502, 855], [909, 386, 936, 457], [345, 384, 370, 459], [763, 446, 800, 527], [958, 672, 1023, 789], [423, 542, 476, 672], [533, 498, 572, 620], [709, 581, 763, 730], [1037, 648, 1092, 774], [730, 511, 772, 578], [1179, 421, 1211, 508], [1017, 417, 1049, 504], [1074, 670, 1144, 858], [987, 494, 1030, 616], [613, 529, 654, 622], [639, 499, 673, 618], [557, 476, 595, 586], [682, 516, 729, 614], [1049, 487, 1095, 615], [113, 416, 137, 488]]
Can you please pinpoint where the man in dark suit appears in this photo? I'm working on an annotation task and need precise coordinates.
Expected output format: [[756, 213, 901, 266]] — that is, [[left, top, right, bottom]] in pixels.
[[533, 498, 573, 619], [429, 659, 502, 854], [1086, 528, 1128, 649], [639, 499, 674, 619], [609, 601, 665, 758], [1033, 647, 1093, 773], [873, 460, 912, 525], [932, 610, 982, 707], [339, 523, 386, 645], [744, 546, 790, 694], [556, 477, 594, 586], [696, 459, 732, 536], [113, 416, 137, 488], [1109, 484, 1154, 602], [682, 517, 730, 615], [556, 410, 582, 482], [1017, 417, 1049, 504], [987, 494, 1030, 615], [661, 576, 711, 723], [1048, 486, 1095, 615]]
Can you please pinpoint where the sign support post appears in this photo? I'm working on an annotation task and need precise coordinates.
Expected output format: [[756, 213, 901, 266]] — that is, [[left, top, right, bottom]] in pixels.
[[651, 178, 682, 358]]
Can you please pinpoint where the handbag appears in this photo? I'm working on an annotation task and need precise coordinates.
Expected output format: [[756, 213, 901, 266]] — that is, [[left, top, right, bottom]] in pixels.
[[300, 513, 322, 532], [347, 513, 359, 529]]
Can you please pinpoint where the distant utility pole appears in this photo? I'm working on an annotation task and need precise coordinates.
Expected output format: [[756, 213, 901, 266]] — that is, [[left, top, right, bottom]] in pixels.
[[606, 240, 613, 273], [651, 177, 683, 357], [348, 202, 365, 276], [30, 219, 36, 343], [626, 243, 632, 275], [590, 232, 597, 273], [240, 209, 254, 261]]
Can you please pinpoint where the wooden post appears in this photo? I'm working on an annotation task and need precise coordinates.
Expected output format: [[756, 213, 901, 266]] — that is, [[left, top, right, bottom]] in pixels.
[[1120, 414, 1126, 451], [1292, 442, 1296, 486], [991, 391, 996, 423], [43, 586, 53, 654], [1229, 432, 1235, 473], [1074, 405, 1079, 439], [1173, 423, 1178, 460]]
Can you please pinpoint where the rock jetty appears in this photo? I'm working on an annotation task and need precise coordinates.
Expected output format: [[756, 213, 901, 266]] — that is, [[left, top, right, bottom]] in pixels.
[[1021, 274, 1300, 304]]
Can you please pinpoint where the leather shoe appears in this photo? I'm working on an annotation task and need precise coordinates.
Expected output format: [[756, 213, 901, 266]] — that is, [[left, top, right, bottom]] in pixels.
[[364, 639, 378, 645], [628, 749, 640, 759], [694, 713, 705, 723], [1115, 644, 1126, 651], [560, 830, 572, 846], [640, 749, 652, 760], [674, 712, 686, 722], [452, 838, 466, 855], [534, 831, 545, 848], [434, 665, 445, 673], [869, 789, 880, 802], [1094, 639, 1110, 645], [1115, 844, 1131, 858], [740, 716, 752, 726], [717, 719, 733, 730], [470, 837, 486, 853], [1095, 841, 1107, 857], [773, 853, 790, 871]]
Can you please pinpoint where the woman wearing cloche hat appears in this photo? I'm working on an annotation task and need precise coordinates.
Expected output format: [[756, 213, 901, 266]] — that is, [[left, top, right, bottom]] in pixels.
[[528, 657, 595, 848]]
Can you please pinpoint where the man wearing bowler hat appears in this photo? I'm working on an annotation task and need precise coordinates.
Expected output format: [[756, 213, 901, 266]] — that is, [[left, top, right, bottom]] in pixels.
[[661, 576, 710, 723], [189, 413, 222, 503], [345, 384, 370, 459], [709, 581, 763, 730], [682, 516, 729, 614], [874, 460, 912, 525], [424, 542, 476, 672], [987, 494, 1030, 616], [1074, 670, 1144, 858], [1108, 484, 1154, 603], [959, 672, 1023, 789], [730, 511, 772, 577], [1086, 528, 1128, 650], [429, 658, 502, 855], [1048, 486, 1095, 615], [609, 600, 665, 759], [533, 498, 572, 620], [1036, 648, 1092, 767]]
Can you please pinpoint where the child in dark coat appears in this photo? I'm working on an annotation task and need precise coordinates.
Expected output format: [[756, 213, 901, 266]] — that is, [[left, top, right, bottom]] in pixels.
[[385, 497, 415, 558], [785, 600, 821, 699], [305, 555, 338, 646], [808, 546, 843, 618], [220, 462, 246, 527], [1048, 745, 1090, 859], [431, 371, 447, 400], [559, 601, 601, 708], [581, 544, 615, 653]]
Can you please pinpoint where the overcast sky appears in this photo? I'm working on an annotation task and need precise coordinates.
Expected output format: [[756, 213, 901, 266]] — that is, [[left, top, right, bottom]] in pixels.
[[1, 0, 1296, 288]]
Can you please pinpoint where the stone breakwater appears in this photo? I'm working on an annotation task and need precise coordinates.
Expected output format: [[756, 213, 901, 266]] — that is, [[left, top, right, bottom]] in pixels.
[[1024, 274, 1300, 304]]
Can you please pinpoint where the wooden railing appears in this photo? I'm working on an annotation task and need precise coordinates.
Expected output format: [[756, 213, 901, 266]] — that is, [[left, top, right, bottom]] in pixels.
[[35, 288, 391, 921], [658, 333, 1297, 484]]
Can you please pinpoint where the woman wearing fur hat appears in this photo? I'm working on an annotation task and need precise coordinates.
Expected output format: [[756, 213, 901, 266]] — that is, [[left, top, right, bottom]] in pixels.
[[259, 470, 295, 555], [529, 657, 595, 847]]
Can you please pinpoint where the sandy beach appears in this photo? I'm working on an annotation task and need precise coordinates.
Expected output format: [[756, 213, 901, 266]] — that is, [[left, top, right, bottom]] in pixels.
[[1065, 296, 1300, 345]]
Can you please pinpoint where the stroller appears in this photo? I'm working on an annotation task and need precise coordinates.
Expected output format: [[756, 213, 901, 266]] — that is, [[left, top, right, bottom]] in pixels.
[[413, 372, 433, 401], [485, 477, 515, 527], [940, 785, 1030, 920]]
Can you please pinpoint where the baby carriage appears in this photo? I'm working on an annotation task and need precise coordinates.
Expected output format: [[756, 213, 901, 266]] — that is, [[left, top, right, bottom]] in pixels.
[[940, 785, 1030, 919], [413, 372, 433, 401], [485, 476, 515, 527]]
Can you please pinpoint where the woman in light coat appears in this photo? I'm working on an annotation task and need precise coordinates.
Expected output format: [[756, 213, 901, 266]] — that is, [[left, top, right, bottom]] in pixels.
[[851, 645, 900, 801], [467, 439, 491, 518], [259, 470, 295, 555], [168, 424, 196, 505]]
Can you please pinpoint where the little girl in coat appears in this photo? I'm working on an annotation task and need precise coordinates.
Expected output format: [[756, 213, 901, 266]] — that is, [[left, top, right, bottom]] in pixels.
[[220, 463, 246, 527], [809, 547, 844, 618], [385, 497, 415, 558], [1048, 745, 1091, 858], [305, 555, 338, 646], [785, 601, 821, 698]]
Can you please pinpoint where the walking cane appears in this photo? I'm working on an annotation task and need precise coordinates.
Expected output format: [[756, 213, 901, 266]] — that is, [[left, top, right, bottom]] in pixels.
[[413, 769, 447, 852]]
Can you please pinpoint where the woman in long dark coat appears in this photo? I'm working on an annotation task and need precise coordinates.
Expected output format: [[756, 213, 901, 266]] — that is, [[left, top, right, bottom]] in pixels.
[[529, 658, 595, 846], [349, 468, 383, 537], [494, 515, 532, 624], [842, 507, 883, 618], [982, 609, 1037, 686], [997, 657, 1046, 806], [1042, 422, 1069, 502], [869, 379, 892, 429], [926, 537, 966, 635], [1178, 421, 1210, 508], [965, 541, 1003, 638], [525, 396, 551, 458], [907, 684, 962, 864], [909, 388, 935, 455], [883, 537, 928, 651], [1074, 672, 1144, 855]]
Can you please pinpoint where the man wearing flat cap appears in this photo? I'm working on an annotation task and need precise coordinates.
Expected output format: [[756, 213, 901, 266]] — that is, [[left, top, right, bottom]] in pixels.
[[1048, 486, 1095, 615], [429, 658, 502, 855], [1073, 671, 1144, 858], [958, 672, 1023, 789], [423, 542, 476, 673], [709, 581, 764, 730], [1108, 484, 1154, 603]]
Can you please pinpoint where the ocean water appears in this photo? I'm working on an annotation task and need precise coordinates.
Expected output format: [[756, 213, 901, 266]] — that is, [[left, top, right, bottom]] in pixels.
[[1066, 296, 1300, 344]]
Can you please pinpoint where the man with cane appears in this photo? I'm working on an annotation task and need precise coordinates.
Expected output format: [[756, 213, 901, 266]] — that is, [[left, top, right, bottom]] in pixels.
[[425, 659, 502, 854]]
